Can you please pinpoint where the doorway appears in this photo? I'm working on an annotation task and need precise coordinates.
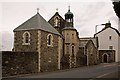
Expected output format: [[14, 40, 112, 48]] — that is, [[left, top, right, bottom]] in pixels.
[[102, 53, 108, 63]]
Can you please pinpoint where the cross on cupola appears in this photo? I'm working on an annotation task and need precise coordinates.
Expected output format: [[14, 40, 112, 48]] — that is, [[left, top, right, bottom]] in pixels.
[[68, 5, 70, 11], [56, 8, 58, 12]]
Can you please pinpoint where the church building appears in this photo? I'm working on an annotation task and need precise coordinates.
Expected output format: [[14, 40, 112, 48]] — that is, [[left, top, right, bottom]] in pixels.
[[48, 6, 80, 68], [2, 6, 100, 77], [13, 11, 63, 72]]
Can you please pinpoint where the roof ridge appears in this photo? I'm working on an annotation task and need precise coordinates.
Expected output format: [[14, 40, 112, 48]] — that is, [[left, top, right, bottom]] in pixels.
[[94, 26, 120, 37]]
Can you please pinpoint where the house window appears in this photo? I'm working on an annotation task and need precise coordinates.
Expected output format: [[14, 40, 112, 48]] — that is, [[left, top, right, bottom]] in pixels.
[[47, 34, 53, 46], [109, 46, 113, 50], [22, 31, 30, 45], [109, 36, 112, 40]]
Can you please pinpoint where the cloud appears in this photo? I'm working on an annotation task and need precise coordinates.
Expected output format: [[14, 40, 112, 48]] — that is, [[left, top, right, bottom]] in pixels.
[[1, 2, 119, 50], [1, 31, 13, 51], [74, 2, 118, 37]]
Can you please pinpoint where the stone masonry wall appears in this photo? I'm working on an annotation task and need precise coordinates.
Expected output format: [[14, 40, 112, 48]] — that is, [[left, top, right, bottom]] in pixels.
[[87, 41, 98, 65], [14, 30, 38, 52], [99, 50, 115, 63], [2, 51, 38, 77], [40, 31, 59, 72], [48, 14, 65, 34], [76, 48, 87, 67]]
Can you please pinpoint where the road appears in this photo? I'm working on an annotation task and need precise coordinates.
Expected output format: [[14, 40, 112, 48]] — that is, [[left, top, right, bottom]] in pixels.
[[21, 63, 119, 78], [3, 62, 120, 79]]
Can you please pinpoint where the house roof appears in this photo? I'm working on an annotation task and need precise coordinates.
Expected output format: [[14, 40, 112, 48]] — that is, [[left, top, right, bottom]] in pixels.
[[79, 37, 98, 48], [94, 27, 120, 37], [79, 40, 89, 47], [14, 13, 60, 35]]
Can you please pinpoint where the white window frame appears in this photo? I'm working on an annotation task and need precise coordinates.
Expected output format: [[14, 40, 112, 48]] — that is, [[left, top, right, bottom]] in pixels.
[[47, 34, 53, 47], [54, 16, 60, 27], [22, 31, 30, 45]]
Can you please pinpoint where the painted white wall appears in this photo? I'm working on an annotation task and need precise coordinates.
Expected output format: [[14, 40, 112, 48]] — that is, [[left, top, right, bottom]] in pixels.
[[118, 36, 120, 61], [118, 19, 120, 61], [95, 28, 119, 62], [119, 19, 120, 32]]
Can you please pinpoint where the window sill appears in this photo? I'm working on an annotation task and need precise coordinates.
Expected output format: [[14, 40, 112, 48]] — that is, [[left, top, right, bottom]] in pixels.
[[22, 43, 30, 45], [47, 44, 53, 47]]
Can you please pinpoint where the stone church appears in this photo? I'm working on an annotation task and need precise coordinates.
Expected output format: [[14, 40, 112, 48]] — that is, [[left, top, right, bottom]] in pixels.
[[13, 12, 63, 72], [2, 7, 98, 77], [48, 7, 98, 68], [13, 7, 81, 70], [48, 7, 80, 68]]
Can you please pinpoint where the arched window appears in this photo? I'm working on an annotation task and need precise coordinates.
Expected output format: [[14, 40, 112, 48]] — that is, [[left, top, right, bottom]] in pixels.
[[22, 31, 30, 45], [72, 46, 74, 57], [66, 45, 69, 54], [54, 16, 59, 27], [25, 33, 29, 43], [47, 34, 53, 46]]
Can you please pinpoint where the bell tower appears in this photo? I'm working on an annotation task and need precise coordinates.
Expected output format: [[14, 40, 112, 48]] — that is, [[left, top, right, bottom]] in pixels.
[[65, 6, 74, 27], [62, 6, 79, 68]]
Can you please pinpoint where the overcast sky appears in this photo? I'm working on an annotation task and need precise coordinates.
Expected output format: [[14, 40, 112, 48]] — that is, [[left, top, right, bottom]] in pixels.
[[0, 0, 119, 50]]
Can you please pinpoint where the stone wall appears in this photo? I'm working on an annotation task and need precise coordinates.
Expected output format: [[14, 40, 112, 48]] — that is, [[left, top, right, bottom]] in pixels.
[[14, 30, 38, 52], [48, 13, 65, 34], [2, 51, 38, 77], [13, 29, 61, 72], [40, 31, 59, 72], [87, 41, 98, 65], [77, 40, 98, 66], [60, 54, 70, 69], [99, 50, 115, 63], [76, 48, 87, 67]]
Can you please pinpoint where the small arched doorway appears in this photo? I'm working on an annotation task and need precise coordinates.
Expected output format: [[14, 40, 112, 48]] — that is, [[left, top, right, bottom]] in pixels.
[[103, 54, 107, 63], [102, 53, 108, 63]]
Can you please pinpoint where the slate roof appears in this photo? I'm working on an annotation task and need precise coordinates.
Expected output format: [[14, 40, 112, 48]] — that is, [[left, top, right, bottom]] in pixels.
[[79, 37, 98, 48], [79, 40, 89, 47], [94, 27, 120, 37], [14, 13, 60, 35]]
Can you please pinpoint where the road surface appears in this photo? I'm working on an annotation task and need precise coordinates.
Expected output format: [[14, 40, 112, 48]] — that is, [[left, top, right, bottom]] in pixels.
[[3, 62, 120, 79]]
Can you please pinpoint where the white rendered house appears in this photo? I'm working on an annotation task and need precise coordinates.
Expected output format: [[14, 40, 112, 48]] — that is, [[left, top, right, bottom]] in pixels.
[[94, 22, 120, 62]]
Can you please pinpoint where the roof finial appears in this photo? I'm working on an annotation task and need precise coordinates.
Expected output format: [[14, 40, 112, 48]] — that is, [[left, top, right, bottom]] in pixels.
[[68, 5, 70, 11], [37, 8, 39, 13], [56, 8, 58, 12], [108, 20, 110, 23]]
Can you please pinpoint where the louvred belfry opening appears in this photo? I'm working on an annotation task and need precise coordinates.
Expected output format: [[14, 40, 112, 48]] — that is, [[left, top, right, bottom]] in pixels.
[[65, 6, 74, 27]]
